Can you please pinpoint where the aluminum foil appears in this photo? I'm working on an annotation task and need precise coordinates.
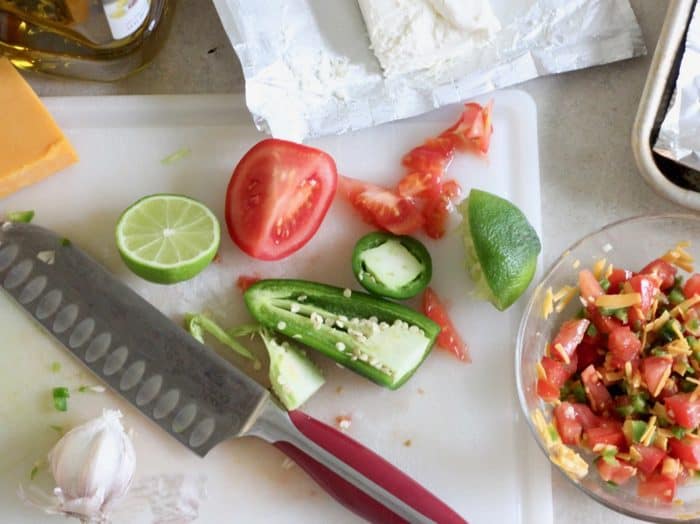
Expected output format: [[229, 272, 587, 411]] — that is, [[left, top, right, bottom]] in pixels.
[[654, 2, 700, 170], [213, 0, 645, 141]]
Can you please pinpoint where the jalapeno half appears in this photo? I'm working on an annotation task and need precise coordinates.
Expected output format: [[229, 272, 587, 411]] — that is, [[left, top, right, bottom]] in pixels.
[[352, 232, 432, 299]]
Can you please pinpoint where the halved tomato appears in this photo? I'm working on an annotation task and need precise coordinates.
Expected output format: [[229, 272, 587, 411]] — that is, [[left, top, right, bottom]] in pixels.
[[441, 101, 494, 155], [551, 319, 590, 361], [595, 457, 636, 485], [339, 176, 423, 235], [638, 473, 676, 502], [422, 287, 470, 362], [579, 269, 604, 303], [581, 364, 613, 414], [422, 180, 462, 239], [225, 139, 338, 261], [669, 437, 700, 469], [641, 356, 672, 397], [631, 445, 666, 476], [665, 393, 700, 429], [641, 259, 677, 290]]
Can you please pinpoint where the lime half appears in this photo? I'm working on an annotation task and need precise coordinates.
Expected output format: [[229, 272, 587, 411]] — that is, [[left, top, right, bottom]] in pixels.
[[459, 189, 541, 311], [116, 194, 220, 284]]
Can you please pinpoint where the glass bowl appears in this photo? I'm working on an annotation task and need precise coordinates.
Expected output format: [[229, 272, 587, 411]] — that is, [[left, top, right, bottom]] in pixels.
[[516, 214, 700, 523]]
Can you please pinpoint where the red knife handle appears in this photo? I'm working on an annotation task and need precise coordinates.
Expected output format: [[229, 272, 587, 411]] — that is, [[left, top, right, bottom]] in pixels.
[[251, 404, 466, 524]]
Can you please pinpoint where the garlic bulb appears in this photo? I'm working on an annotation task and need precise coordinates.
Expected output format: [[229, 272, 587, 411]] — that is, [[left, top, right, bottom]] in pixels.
[[48, 409, 135, 522]]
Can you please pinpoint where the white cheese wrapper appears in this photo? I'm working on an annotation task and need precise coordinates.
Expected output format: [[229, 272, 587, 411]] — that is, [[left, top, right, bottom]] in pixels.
[[654, 2, 700, 171], [212, 0, 645, 141]]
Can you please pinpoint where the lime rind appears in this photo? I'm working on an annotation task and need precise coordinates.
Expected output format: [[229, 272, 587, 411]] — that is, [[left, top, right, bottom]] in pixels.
[[115, 194, 220, 284], [458, 190, 541, 311]]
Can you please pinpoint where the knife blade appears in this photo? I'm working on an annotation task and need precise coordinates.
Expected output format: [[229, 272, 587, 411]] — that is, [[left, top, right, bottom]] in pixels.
[[0, 222, 466, 524]]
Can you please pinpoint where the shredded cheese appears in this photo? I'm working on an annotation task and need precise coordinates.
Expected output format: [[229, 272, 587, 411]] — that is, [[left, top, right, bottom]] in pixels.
[[645, 310, 671, 333], [572, 259, 581, 269], [553, 343, 570, 364], [652, 364, 672, 397], [592, 258, 607, 279], [672, 296, 700, 318], [662, 241, 695, 272], [595, 293, 641, 309], [604, 263, 614, 279], [554, 286, 578, 313], [640, 416, 657, 447], [536, 362, 547, 381], [624, 361, 633, 380], [629, 446, 642, 464], [542, 287, 554, 319]]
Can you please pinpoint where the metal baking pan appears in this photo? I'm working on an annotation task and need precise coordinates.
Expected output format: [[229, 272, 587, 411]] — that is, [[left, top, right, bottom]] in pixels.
[[632, 0, 700, 209]]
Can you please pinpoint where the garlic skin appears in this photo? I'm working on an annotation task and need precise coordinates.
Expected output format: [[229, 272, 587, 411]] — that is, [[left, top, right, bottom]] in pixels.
[[48, 410, 135, 521]]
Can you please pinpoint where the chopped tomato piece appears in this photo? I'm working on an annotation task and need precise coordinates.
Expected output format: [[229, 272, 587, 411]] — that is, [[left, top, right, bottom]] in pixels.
[[659, 377, 680, 400], [579, 269, 605, 303], [554, 402, 600, 445], [551, 319, 590, 362], [665, 393, 700, 429], [641, 259, 677, 291], [225, 138, 338, 261], [631, 445, 666, 476], [581, 364, 613, 414], [638, 473, 676, 502], [536, 379, 560, 402], [595, 457, 636, 485], [586, 305, 623, 335], [684, 274, 700, 300], [339, 176, 424, 235], [629, 275, 660, 313], [607, 268, 633, 294], [585, 422, 626, 450], [628, 306, 646, 330], [441, 101, 494, 155], [641, 357, 672, 397], [608, 326, 641, 366], [421, 180, 462, 239], [576, 340, 602, 372], [236, 274, 260, 293], [541, 355, 578, 388], [669, 437, 700, 469], [396, 171, 442, 200], [401, 137, 454, 176], [422, 287, 470, 362]]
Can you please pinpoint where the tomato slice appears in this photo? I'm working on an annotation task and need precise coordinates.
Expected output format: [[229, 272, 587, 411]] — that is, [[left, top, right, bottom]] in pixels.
[[396, 171, 442, 200], [631, 445, 666, 476], [581, 364, 613, 414], [596, 457, 636, 485], [669, 437, 700, 469], [665, 393, 700, 429], [441, 101, 494, 155], [579, 269, 604, 303], [638, 473, 676, 502], [684, 274, 700, 300], [607, 268, 633, 294], [339, 176, 424, 235], [641, 259, 677, 291], [608, 326, 642, 367], [422, 287, 470, 362], [225, 139, 338, 261], [551, 319, 590, 361], [421, 180, 462, 239], [641, 356, 672, 397]]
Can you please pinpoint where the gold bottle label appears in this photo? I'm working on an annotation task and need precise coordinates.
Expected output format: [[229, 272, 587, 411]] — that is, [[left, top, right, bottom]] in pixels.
[[102, 0, 149, 39]]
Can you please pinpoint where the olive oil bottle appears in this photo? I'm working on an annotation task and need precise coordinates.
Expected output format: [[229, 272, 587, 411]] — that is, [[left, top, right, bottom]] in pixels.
[[0, 0, 173, 80]]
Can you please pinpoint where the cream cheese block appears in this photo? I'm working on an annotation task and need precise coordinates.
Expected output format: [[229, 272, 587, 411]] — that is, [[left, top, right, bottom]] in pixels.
[[358, 0, 500, 77]]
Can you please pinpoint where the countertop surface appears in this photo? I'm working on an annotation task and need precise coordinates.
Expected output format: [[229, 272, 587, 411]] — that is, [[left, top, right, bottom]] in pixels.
[[24, 1, 671, 523]]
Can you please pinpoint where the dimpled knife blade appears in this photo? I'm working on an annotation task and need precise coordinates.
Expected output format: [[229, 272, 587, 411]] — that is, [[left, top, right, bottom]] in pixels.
[[0, 222, 269, 456]]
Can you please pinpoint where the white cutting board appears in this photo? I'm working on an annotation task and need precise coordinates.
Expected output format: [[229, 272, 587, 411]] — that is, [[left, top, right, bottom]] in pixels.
[[0, 90, 550, 524]]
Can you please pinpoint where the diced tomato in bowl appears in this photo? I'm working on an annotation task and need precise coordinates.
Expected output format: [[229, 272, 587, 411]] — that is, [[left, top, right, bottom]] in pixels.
[[596, 457, 636, 485], [641, 259, 677, 290], [665, 394, 700, 430]]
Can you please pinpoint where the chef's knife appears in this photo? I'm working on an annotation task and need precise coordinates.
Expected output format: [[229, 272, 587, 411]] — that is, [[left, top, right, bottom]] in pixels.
[[0, 223, 466, 524]]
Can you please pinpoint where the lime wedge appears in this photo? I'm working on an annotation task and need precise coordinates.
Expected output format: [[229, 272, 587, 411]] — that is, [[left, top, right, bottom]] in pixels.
[[115, 194, 220, 284], [458, 189, 541, 311]]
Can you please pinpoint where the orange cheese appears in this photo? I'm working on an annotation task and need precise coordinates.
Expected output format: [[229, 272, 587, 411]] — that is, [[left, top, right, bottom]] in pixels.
[[0, 58, 78, 198]]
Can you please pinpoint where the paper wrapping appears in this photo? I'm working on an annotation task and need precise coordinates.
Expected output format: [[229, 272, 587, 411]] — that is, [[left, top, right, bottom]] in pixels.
[[654, 2, 700, 171], [213, 0, 645, 141]]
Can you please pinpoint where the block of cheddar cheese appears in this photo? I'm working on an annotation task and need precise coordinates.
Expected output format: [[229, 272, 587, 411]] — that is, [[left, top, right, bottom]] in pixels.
[[0, 58, 78, 198]]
